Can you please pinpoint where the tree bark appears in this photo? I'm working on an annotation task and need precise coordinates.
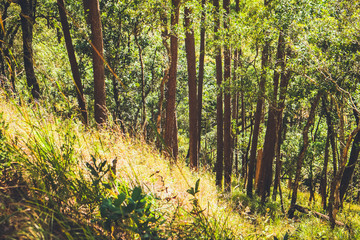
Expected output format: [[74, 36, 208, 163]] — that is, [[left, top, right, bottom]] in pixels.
[[320, 127, 330, 210], [164, 0, 181, 160], [257, 31, 286, 201], [18, 0, 40, 100], [273, 64, 291, 200], [57, 0, 88, 124], [247, 43, 268, 197], [339, 110, 360, 202], [197, 0, 206, 164], [157, 7, 170, 146], [328, 120, 360, 228], [223, 0, 232, 192], [214, 0, 223, 188], [83, 0, 107, 124], [288, 92, 322, 218], [134, 32, 147, 135], [184, 3, 198, 170]]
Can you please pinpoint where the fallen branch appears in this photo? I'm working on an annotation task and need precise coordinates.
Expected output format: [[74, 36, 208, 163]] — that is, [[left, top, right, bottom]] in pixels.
[[293, 205, 349, 229]]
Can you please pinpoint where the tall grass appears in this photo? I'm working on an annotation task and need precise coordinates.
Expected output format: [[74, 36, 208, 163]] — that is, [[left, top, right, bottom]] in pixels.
[[1, 92, 360, 239]]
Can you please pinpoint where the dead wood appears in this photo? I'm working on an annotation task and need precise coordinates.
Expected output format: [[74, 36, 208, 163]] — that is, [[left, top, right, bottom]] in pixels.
[[293, 204, 350, 230]]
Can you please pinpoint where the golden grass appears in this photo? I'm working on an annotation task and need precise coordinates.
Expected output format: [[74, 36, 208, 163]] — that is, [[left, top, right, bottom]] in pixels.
[[1, 92, 359, 239]]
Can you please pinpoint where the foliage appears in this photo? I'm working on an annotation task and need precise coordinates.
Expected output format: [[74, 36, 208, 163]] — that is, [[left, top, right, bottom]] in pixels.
[[100, 186, 165, 239], [2, 0, 360, 238]]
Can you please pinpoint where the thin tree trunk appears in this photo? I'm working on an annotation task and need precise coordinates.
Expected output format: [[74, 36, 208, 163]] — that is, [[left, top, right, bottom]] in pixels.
[[214, 0, 223, 188], [157, 7, 170, 144], [288, 92, 322, 218], [134, 33, 147, 135], [197, 0, 206, 164], [184, 3, 198, 170], [257, 31, 285, 201], [339, 110, 360, 202], [324, 96, 338, 178], [320, 127, 330, 210], [272, 48, 290, 201], [328, 120, 360, 228], [83, 0, 107, 124], [57, 0, 88, 124], [247, 43, 268, 197], [165, 0, 181, 160], [240, 92, 246, 178], [233, 0, 240, 178], [223, 0, 232, 192], [18, 0, 40, 99]]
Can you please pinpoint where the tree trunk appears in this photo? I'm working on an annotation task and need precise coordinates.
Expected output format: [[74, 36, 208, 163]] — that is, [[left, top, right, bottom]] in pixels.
[[240, 91, 246, 178], [272, 49, 290, 201], [184, 3, 198, 170], [18, 0, 40, 100], [83, 0, 107, 124], [57, 0, 88, 124], [197, 0, 206, 164], [157, 7, 170, 146], [320, 127, 330, 210], [223, 0, 232, 192], [134, 33, 147, 135], [288, 92, 322, 218], [339, 110, 360, 202], [165, 0, 181, 160], [257, 31, 285, 201], [214, 0, 223, 188], [246, 42, 268, 197], [323, 96, 338, 178], [328, 119, 360, 228]]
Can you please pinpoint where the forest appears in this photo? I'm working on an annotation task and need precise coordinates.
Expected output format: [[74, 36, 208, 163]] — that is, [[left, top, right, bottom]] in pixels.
[[1, 0, 360, 239]]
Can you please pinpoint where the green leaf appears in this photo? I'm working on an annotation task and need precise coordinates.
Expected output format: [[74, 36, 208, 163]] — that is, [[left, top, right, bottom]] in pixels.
[[86, 162, 99, 178], [284, 232, 289, 240], [132, 186, 142, 201], [114, 193, 126, 207], [124, 201, 136, 213], [195, 179, 200, 194], [186, 187, 195, 196], [99, 160, 107, 172]]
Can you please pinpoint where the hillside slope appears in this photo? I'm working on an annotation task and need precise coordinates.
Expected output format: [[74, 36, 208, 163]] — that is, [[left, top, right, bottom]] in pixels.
[[0, 94, 359, 239]]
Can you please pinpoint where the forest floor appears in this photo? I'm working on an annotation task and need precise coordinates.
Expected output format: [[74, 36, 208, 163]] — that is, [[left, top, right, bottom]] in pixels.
[[0, 93, 359, 239]]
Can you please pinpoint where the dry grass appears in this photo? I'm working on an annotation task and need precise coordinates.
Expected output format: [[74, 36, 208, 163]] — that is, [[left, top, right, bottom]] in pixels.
[[1, 93, 359, 239]]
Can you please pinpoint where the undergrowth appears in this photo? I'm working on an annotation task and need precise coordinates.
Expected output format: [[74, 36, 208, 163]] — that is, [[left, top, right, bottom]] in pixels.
[[0, 94, 360, 239]]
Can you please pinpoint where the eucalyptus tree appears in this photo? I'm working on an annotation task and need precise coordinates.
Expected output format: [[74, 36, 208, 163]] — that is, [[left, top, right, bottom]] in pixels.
[[0, 1, 19, 93], [165, 0, 181, 160], [197, 0, 206, 161], [57, 0, 88, 124], [83, 0, 106, 124], [247, 0, 269, 197], [257, 0, 294, 201], [223, 0, 232, 192], [184, 0, 198, 170], [214, 0, 223, 188], [15, 0, 40, 99]]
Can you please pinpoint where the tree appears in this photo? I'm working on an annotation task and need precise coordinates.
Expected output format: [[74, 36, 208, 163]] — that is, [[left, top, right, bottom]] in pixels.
[[257, 30, 286, 201], [197, 0, 206, 163], [339, 110, 360, 202], [288, 91, 322, 218], [57, 0, 88, 124], [247, 37, 268, 198], [17, 0, 40, 99], [223, 0, 232, 192], [83, 0, 106, 124], [214, 0, 223, 188], [0, 2, 19, 93], [164, 0, 181, 160], [184, 1, 198, 170]]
